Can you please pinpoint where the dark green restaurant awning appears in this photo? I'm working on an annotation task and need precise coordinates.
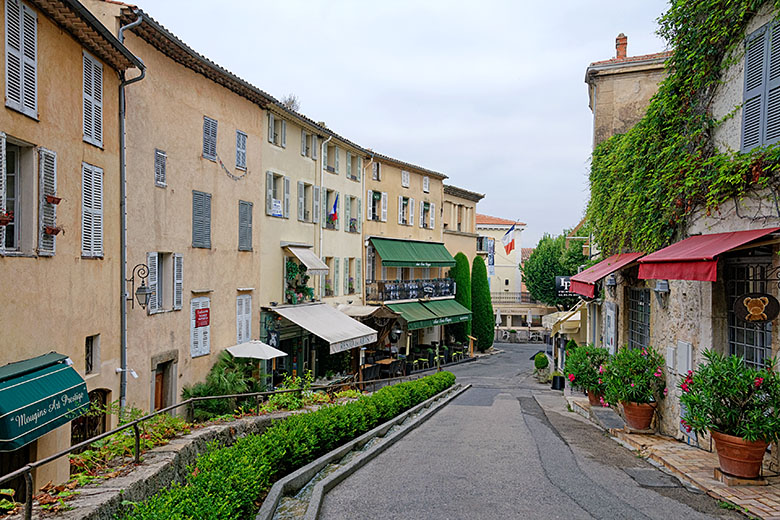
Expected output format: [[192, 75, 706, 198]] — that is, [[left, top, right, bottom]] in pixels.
[[387, 299, 472, 330], [0, 353, 89, 452], [370, 237, 456, 268]]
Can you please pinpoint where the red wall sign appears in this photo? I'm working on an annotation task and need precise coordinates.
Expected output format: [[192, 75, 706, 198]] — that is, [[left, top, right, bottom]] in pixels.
[[195, 308, 210, 328]]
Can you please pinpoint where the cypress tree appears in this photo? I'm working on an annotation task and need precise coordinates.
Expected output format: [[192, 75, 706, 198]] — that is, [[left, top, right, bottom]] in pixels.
[[471, 256, 494, 352], [450, 252, 472, 343]]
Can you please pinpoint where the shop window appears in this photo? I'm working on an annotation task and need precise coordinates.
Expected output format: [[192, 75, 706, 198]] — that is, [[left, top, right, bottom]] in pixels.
[[627, 288, 650, 350], [70, 389, 108, 451], [85, 334, 99, 375], [726, 260, 773, 369]]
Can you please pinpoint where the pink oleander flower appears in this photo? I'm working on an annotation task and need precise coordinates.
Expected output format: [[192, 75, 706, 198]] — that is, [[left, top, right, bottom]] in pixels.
[[568, 373, 575, 382], [654, 370, 662, 378], [630, 382, 635, 387], [599, 396, 606, 407], [663, 387, 668, 397], [598, 365, 604, 374], [598, 378, 603, 385], [681, 382, 689, 393], [755, 377, 764, 388]]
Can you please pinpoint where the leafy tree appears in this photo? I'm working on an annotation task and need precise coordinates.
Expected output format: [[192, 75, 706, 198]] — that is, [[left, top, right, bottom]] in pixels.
[[471, 256, 493, 352], [522, 232, 586, 307], [449, 252, 471, 343]]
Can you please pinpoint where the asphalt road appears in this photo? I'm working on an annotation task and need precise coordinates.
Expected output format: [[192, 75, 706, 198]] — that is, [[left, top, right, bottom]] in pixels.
[[319, 343, 743, 520]]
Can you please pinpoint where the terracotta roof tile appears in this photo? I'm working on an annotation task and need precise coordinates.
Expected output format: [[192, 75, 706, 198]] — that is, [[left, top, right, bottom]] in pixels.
[[476, 214, 525, 226], [589, 50, 672, 67], [521, 248, 534, 263]]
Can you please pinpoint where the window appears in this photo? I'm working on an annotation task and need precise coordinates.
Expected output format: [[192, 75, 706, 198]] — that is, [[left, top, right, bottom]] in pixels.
[[420, 202, 434, 229], [192, 190, 211, 248], [81, 163, 103, 257], [366, 245, 376, 282], [742, 22, 780, 151], [627, 288, 650, 350], [83, 52, 103, 147], [398, 195, 414, 226], [345, 195, 360, 233], [323, 257, 334, 296], [367, 190, 387, 222], [202, 116, 217, 160], [372, 162, 381, 181], [297, 182, 319, 223], [236, 294, 252, 343], [154, 149, 166, 187], [344, 257, 354, 294], [325, 144, 339, 173], [423, 176, 430, 193], [238, 200, 252, 251], [267, 113, 286, 148], [265, 171, 289, 218], [346, 152, 361, 181], [5, 0, 36, 118], [85, 334, 100, 375], [236, 130, 247, 170], [323, 189, 339, 230], [190, 297, 211, 358], [401, 170, 410, 188], [300, 130, 318, 159], [726, 259, 772, 369], [147, 252, 183, 313]]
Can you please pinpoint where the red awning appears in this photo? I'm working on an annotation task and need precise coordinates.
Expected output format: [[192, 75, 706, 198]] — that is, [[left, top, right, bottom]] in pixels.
[[638, 228, 780, 281], [570, 252, 644, 298]]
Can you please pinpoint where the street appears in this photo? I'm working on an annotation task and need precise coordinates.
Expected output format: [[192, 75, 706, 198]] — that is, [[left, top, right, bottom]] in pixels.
[[319, 343, 742, 520]]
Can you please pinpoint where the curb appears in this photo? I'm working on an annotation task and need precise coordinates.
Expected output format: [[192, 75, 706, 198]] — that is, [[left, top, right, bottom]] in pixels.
[[255, 383, 470, 520]]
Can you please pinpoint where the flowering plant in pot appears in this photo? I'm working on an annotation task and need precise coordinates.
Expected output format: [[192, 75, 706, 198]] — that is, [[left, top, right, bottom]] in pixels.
[[564, 344, 611, 406], [603, 346, 666, 430], [679, 350, 780, 478]]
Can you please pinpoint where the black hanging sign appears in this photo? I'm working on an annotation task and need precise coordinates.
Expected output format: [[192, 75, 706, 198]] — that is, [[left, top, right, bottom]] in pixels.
[[734, 292, 780, 324]]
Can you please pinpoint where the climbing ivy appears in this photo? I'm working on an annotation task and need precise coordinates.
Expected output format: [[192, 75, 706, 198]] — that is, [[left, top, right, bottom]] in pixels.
[[588, 0, 780, 254]]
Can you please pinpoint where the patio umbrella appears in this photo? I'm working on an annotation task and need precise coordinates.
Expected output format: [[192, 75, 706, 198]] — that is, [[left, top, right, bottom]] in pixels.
[[226, 340, 287, 360], [495, 308, 502, 327]]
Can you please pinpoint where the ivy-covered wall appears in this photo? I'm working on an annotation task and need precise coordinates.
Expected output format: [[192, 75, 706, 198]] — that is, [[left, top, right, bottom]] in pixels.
[[588, 0, 780, 254]]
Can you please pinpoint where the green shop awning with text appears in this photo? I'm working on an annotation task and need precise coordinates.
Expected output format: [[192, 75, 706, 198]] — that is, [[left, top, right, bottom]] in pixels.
[[370, 237, 456, 268], [388, 299, 471, 330], [422, 299, 472, 325], [0, 353, 89, 452]]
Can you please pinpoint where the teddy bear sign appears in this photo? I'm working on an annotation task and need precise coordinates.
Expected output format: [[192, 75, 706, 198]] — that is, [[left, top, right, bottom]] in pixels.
[[734, 292, 780, 324]]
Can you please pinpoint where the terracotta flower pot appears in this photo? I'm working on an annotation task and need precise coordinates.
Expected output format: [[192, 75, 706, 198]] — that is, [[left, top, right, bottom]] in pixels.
[[587, 390, 603, 406], [0, 216, 11, 226], [621, 401, 656, 430], [711, 430, 769, 479]]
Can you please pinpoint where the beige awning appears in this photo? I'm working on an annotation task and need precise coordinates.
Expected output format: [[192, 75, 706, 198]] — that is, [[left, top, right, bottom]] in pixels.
[[337, 304, 399, 319], [274, 303, 378, 354], [285, 247, 329, 275], [551, 301, 585, 336]]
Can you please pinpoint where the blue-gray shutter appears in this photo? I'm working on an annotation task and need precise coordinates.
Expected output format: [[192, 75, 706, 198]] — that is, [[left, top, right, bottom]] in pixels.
[[236, 130, 247, 169], [203, 117, 217, 160], [239, 200, 252, 251], [268, 112, 275, 143], [266, 171, 274, 215], [322, 189, 328, 228], [192, 191, 211, 248], [38, 148, 57, 256], [743, 27, 768, 151], [766, 23, 780, 143], [283, 176, 290, 218], [334, 257, 340, 296], [346, 151, 352, 178], [334, 146, 340, 173], [344, 257, 349, 294], [313, 185, 321, 223], [356, 258, 362, 293]]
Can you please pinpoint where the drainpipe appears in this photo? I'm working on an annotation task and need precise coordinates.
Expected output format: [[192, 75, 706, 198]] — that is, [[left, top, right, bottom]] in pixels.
[[119, 12, 146, 412], [318, 135, 333, 297], [362, 153, 375, 299]]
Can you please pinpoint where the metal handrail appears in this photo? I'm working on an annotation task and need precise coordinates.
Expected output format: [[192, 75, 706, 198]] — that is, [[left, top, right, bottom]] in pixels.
[[0, 372, 423, 519]]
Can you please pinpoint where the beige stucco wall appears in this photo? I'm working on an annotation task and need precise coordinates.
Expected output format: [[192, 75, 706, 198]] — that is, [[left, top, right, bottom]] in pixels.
[[0, 2, 124, 487], [476, 224, 522, 293], [442, 190, 478, 263]]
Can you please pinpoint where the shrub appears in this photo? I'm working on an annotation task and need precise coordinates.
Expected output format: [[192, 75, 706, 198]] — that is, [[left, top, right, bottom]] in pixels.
[[123, 372, 456, 520], [534, 352, 549, 371], [679, 350, 780, 442], [564, 344, 610, 393], [471, 256, 493, 352], [603, 346, 665, 405], [450, 252, 472, 343]]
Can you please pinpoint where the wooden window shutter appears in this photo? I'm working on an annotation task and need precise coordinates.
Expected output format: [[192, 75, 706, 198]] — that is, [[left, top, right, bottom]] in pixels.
[[344, 257, 349, 294], [0, 133, 5, 250], [281, 120, 287, 148], [301, 129, 307, 156], [202, 192, 211, 247], [239, 200, 252, 251], [81, 164, 103, 257], [192, 191, 211, 248], [423, 176, 429, 193], [397, 195, 403, 224], [356, 258, 362, 292], [268, 112, 275, 143], [173, 254, 183, 310], [321, 189, 328, 228], [410, 198, 415, 227], [266, 171, 274, 215], [283, 176, 291, 218], [430, 202, 435, 229], [366, 190, 372, 221], [322, 143, 328, 168], [236, 130, 247, 169], [147, 252, 159, 314], [346, 152, 352, 178], [38, 148, 57, 256], [20, 3, 36, 118], [5, 0, 23, 112], [203, 116, 217, 160], [402, 171, 410, 187], [357, 157, 362, 181], [81, 164, 93, 256], [297, 181, 305, 221], [334, 146, 340, 173], [313, 185, 321, 223], [743, 27, 768, 151], [191, 297, 210, 357], [766, 23, 780, 144], [244, 295, 252, 342], [154, 149, 166, 187], [236, 296, 244, 343], [312, 135, 318, 159], [357, 198, 362, 233], [381, 192, 388, 222], [345, 196, 351, 230], [334, 257, 340, 296], [83, 52, 102, 146]]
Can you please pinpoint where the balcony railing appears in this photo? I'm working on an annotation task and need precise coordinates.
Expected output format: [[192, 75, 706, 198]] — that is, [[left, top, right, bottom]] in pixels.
[[366, 278, 455, 302], [491, 291, 540, 305]]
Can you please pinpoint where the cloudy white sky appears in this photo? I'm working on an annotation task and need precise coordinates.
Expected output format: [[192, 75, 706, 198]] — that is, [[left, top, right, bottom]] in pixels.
[[132, 0, 669, 246]]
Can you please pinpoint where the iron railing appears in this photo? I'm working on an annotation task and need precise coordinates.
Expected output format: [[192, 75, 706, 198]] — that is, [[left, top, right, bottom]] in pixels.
[[491, 291, 540, 304], [365, 278, 455, 302], [0, 373, 423, 520]]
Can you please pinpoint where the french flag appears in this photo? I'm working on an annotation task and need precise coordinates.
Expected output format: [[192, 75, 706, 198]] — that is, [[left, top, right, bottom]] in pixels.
[[501, 224, 516, 255], [328, 193, 339, 221]]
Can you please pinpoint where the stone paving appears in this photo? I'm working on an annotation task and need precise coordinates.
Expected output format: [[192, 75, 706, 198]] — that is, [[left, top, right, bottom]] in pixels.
[[570, 396, 780, 520]]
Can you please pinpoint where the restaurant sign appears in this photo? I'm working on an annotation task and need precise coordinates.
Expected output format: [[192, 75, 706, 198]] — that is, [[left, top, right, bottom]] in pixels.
[[195, 308, 210, 328], [330, 332, 378, 355], [734, 292, 780, 324]]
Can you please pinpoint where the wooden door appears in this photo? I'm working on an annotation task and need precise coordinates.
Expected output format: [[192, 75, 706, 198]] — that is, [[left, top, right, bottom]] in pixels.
[[154, 371, 165, 411]]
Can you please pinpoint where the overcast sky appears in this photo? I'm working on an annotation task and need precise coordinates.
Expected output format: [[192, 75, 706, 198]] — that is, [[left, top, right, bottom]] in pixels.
[[132, 0, 669, 246]]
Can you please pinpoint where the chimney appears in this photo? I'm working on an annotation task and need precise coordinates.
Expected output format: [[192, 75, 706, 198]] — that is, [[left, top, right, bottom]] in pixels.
[[616, 33, 627, 59]]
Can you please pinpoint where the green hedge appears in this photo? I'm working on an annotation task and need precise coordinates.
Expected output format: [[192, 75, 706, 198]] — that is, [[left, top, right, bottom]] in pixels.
[[124, 372, 456, 520]]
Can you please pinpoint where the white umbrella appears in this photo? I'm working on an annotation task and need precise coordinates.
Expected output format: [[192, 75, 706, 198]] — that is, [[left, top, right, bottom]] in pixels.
[[495, 308, 502, 327], [226, 340, 288, 360]]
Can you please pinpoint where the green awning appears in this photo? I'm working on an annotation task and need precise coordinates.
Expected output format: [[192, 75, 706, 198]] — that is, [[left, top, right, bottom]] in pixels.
[[387, 302, 440, 330], [370, 237, 456, 268], [422, 299, 472, 325], [0, 353, 89, 452]]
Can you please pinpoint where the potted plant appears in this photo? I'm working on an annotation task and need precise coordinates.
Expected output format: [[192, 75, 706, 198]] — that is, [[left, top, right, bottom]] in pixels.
[[44, 225, 61, 235], [0, 210, 13, 227], [679, 350, 780, 478], [534, 352, 550, 382], [551, 370, 566, 390], [604, 346, 666, 430], [564, 344, 611, 406], [45, 194, 61, 205]]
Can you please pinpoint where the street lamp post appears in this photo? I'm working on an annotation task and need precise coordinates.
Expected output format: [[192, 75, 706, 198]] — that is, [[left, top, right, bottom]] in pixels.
[[126, 263, 152, 309]]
